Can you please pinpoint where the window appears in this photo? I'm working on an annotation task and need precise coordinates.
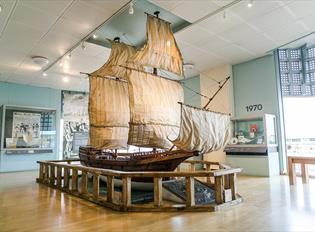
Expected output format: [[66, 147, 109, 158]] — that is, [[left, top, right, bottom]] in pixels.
[[278, 44, 315, 96]]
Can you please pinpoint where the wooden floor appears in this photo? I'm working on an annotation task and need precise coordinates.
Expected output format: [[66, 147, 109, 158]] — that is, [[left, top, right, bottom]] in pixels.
[[1, 172, 315, 232]]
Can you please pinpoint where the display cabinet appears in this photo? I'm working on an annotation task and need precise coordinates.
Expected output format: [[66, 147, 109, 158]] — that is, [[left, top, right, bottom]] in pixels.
[[224, 114, 280, 176], [224, 114, 278, 155], [0, 105, 57, 154]]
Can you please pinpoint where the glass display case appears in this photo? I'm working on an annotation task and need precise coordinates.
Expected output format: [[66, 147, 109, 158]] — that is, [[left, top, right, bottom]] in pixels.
[[224, 114, 278, 155], [0, 105, 56, 154]]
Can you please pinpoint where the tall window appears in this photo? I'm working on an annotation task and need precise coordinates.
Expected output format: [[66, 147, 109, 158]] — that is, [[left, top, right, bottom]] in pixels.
[[278, 44, 315, 96], [277, 44, 315, 165]]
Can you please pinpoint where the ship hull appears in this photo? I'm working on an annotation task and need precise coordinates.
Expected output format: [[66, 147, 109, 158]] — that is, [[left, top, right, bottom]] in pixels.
[[79, 146, 197, 172]]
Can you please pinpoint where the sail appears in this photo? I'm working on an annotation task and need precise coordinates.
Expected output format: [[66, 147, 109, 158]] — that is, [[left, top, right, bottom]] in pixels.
[[89, 41, 136, 149], [171, 104, 231, 154], [91, 41, 136, 80], [130, 14, 184, 77], [127, 69, 184, 149]]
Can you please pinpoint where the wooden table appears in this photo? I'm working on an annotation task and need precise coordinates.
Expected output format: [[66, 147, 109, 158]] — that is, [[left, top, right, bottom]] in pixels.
[[288, 156, 315, 185]]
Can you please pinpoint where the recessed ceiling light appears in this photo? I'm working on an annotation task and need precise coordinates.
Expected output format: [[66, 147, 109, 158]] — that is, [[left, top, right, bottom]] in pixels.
[[166, 40, 171, 47], [59, 62, 63, 67], [247, 0, 253, 8], [42, 72, 48, 77], [92, 34, 98, 39], [32, 56, 49, 66], [63, 77, 69, 83]]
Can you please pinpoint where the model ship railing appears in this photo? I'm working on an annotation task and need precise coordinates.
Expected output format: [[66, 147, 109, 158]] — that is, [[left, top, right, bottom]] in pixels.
[[36, 159, 242, 212]]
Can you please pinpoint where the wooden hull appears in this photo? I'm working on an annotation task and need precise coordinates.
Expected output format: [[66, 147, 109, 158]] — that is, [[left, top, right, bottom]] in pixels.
[[79, 146, 197, 172]]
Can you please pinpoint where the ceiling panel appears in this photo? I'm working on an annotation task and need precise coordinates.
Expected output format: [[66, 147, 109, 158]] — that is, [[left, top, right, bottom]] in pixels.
[[0, 20, 44, 53], [197, 9, 245, 34], [10, 2, 60, 31], [19, 0, 73, 16], [263, 20, 310, 44], [175, 25, 214, 46], [0, 0, 16, 36], [218, 23, 261, 44], [211, 44, 254, 64], [285, 0, 315, 19], [197, 35, 232, 54], [149, 0, 183, 11], [230, 0, 283, 21], [250, 6, 297, 31], [171, 1, 220, 23], [300, 13, 315, 31]]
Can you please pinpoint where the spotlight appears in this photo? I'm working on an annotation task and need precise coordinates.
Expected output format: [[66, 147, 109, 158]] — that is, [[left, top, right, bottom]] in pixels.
[[63, 77, 69, 83], [81, 41, 86, 50], [59, 62, 63, 67], [166, 40, 171, 47], [129, 2, 134, 15], [247, 0, 253, 8], [92, 34, 98, 39], [42, 72, 48, 77]]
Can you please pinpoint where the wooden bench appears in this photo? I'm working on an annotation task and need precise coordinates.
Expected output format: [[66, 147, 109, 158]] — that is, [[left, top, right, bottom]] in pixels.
[[288, 156, 315, 185]]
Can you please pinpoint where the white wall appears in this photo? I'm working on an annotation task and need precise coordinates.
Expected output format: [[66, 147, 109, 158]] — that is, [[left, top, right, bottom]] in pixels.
[[200, 64, 234, 162]]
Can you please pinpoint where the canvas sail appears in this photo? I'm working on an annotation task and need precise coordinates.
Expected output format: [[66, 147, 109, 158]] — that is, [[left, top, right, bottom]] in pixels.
[[130, 14, 184, 77], [171, 104, 231, 154], [89, 41, 136, 149], [127, 69, 184, 149]]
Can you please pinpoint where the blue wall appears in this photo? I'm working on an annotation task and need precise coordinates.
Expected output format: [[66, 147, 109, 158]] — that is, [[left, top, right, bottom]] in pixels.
[[181, 75, 201, 107], [232, 54, 285, 170], [0, 81, 61, 172]]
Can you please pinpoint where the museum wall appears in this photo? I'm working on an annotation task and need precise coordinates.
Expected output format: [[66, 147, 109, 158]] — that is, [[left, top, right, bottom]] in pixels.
[[181, 75, 201, 107], [0, 81, 61, 172], [200, 64, 234, 163], [232, 54, 285, 171]]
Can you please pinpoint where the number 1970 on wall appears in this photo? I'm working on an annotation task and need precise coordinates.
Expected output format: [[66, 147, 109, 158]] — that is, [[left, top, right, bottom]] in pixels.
[[245, 104, 263, 112]]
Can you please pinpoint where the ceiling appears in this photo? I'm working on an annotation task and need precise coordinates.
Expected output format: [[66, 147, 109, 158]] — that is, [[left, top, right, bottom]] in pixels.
[[88, 0, 190, 48], [1, 0, 315, 91]]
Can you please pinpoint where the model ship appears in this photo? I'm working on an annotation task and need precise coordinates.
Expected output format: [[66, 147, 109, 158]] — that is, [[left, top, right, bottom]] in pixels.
[[79, 13, 231, 172]]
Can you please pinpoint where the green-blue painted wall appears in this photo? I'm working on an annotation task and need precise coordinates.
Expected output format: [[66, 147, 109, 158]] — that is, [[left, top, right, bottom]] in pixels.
[[0, 81, 61, 172], [233, 55, 279, 117], [181, 76, 201, 107], [232, 54, 285, 171]]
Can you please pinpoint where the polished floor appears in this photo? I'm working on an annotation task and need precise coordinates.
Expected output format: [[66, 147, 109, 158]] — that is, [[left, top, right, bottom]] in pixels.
[[1, 171, 315, 232]]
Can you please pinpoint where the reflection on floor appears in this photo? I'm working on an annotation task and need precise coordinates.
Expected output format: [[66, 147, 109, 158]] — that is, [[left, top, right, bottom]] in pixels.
[[1, 171, 315, 232]]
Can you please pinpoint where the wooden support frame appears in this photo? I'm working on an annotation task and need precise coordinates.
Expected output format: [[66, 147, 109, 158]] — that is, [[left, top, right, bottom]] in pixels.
[[81, 171, 88, 194], [154, 177, 162, 207], [107, 176, 114, 203], [186, 177, 195, 207], [71, 169, 78, 192], [36, 159, 242, 212]]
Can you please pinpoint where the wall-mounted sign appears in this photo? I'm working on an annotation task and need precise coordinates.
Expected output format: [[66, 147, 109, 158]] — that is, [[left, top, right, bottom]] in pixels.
[[245, 104, 263, 112]]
